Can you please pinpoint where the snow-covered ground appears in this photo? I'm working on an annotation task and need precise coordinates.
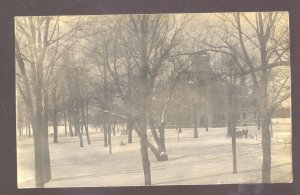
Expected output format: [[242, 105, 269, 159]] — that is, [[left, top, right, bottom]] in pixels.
[[17, 122, 292, 188]]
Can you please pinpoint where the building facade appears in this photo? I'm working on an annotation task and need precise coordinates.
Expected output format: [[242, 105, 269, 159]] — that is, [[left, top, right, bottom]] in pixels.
[[154, 52, 259, 128]]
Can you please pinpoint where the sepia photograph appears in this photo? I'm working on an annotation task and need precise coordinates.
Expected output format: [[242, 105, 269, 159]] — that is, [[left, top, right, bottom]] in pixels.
[[15, 12, 291, 188]]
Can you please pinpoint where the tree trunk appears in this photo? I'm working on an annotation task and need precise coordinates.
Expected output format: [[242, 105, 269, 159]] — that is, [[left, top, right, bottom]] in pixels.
[[34, 82, 46, 187], [108, 119, 112, 154], [158, 124, 168, 160], [228, 90, 232, 136], [112, 121, 116, 136], [84, 122, 91, 145], [81, 97, 91, 145], [53, 115, 58, 143], [231, 130, 237, 173], [228, 67, 237, 174], [103, 49, 109, 148], [33, 118, 44, 187], [178, 118, 182, 133], [86, 97, 90, 143], [64, 110, 67, 135], [28, 121, 31, 137], [262, 112, 271, 182], [42, 89, 51, 182], [261, 48, 272, 182], [74, 107, 83, 147], [25, 95, 44, 187], [25, 119, 28, 136], [52, 96, 58, 143], [270, 118, 273, 138], [193, 102, 198, 138], [139, 114, 151, 185], [63, 93, 67, 135], [231, 86, 237, 174], [68, 100, 74, 137], [139, 17, 151, 185], [158, 124, 167, 153], [148, 118, 168, 161], [127, 117, 133, 143], [103, 123, 108, 147], [81, 117, 84, 135], [134, 124, 167, 161]]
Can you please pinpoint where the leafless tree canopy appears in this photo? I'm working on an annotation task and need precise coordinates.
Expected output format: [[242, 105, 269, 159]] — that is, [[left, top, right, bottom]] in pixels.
[[16, 13, 291, 187]]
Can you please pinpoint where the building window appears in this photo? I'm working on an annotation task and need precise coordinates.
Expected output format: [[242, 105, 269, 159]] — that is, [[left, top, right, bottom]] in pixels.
[[254, 112, 257, 119]]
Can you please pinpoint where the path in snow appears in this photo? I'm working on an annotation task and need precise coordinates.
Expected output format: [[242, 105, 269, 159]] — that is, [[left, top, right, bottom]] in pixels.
[[17, 124, 292, 188]]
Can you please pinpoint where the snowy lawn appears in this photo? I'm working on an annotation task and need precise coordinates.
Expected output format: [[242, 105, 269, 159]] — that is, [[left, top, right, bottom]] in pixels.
[[17, 124, 292, 188]]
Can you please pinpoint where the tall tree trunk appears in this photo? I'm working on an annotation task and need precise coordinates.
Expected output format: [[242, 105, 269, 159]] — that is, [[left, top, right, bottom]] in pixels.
[[85, 97, 91, 145], [112, 121, 116, 136], [193, 101, 198, 138], [108, 118, 112, 154], [139, 16, 151, 185], [127, 117, 133, 143], [43, 89, 51, 183], [231, 119, 237, 174], [64, 109, 67, 135], [34, 82, 45, 187], [147, 119, 168, 161], [103, 123, 108, 147], [63, 93, 67, 135], [74, 83, 83, 147], [134, 127, 162, 160], [28, 121, 31, 137], [260, 79, 272, 182], [74, 109, 83, 147], [27, 96, 44, 187], [81, 97, 91, 145], [81, 116, 84, 135], [270, 118, 273, 138], [158, 123, 168, 160], [178, 117, 182, 133], [107, 93, 112, 153], [262, 111, 271, 182], [261, 41, 272, 183], [53, 112, 58, 143], [103, 49, 109, 148], [228, 66, 237, 174], [68, 106, 74, 137], [231, 83, 237, 174], [139, 112, 151, 185], [25, 119, 28, 136], [158, 124, 167, 153], [33, 116, 44, 187], [52, 88, 58, 143]]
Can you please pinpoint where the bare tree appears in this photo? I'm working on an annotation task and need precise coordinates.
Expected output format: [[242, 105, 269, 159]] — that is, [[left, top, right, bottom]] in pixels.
[[16, 16, 88, 186], [16, 16, 54, 187], [203, 12, 290, 182]]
